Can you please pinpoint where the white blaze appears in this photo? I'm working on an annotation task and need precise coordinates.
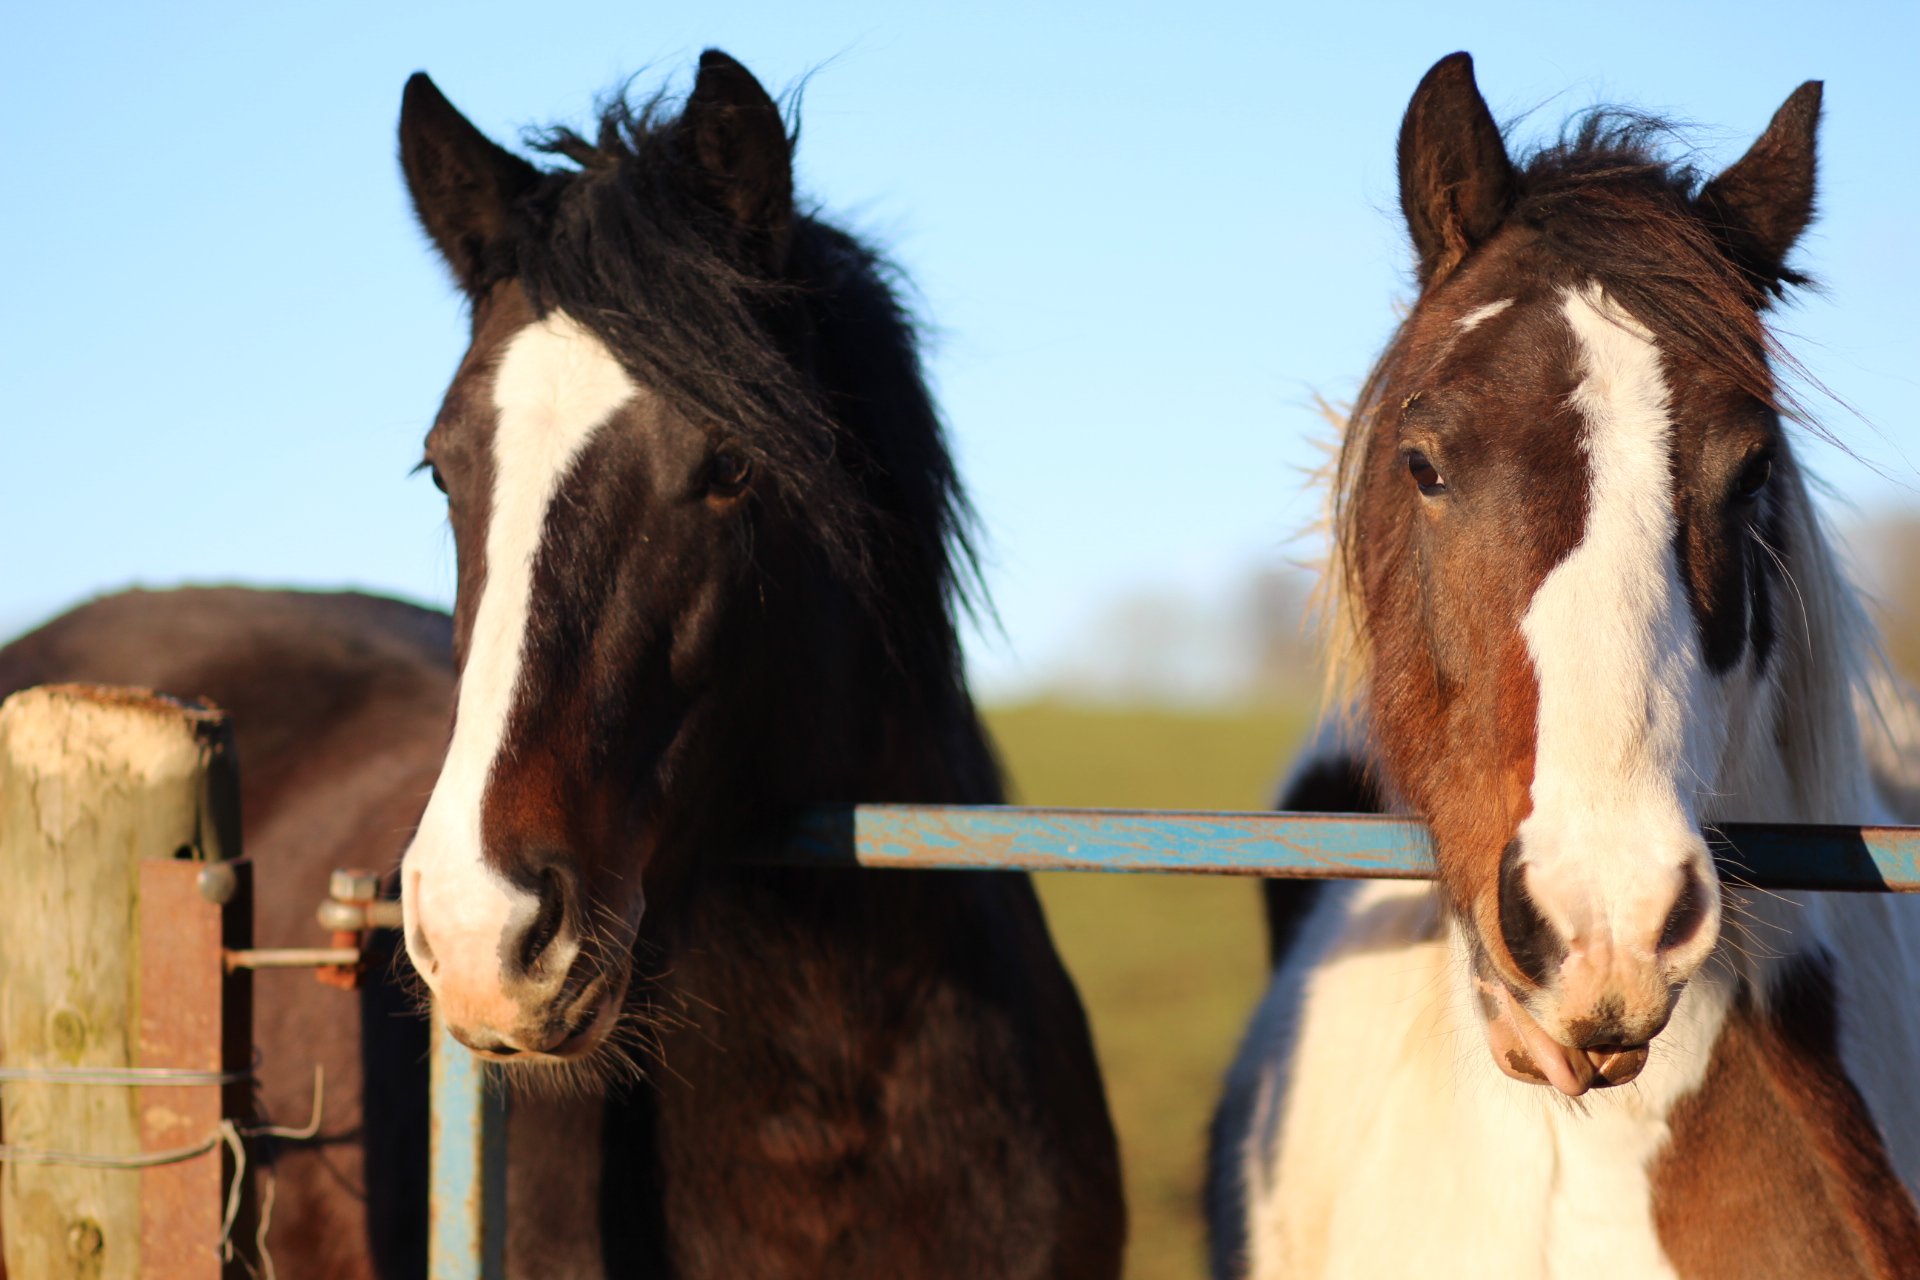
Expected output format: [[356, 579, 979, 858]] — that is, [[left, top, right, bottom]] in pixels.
[[1513, 284, 1719, 976], [1456, 297, 1515, 331], [403, 311, 637, 1001]]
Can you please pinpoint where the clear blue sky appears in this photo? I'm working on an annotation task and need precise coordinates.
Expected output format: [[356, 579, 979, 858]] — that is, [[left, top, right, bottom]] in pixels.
[[4, 2, 1915, 696]]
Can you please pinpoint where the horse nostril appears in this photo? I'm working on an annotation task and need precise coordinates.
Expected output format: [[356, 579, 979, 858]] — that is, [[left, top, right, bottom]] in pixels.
[[1659, 865, 1708, 953], [513, 864, 572, 975], [1497, 840, 1567, 987], [406, 924, 437, 973]]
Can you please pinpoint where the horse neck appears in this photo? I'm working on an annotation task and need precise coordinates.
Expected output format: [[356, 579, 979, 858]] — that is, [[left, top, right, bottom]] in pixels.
[[824, 632, 1000, 807], [1721, 465, 1883, 828], [758, 557, 1002, 809], [1700, 466, 1896, 1003]]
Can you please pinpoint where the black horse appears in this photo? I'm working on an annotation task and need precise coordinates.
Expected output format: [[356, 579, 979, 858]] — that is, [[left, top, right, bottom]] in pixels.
[[0, 49, 1123, 1278]]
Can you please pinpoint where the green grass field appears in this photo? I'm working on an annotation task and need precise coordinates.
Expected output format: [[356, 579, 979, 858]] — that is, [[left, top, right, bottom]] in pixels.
[[980, 701, 1311, 1280]]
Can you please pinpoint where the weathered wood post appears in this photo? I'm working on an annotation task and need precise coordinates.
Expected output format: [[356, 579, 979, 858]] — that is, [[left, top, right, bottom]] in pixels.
[[0, 684, 252, 1279]]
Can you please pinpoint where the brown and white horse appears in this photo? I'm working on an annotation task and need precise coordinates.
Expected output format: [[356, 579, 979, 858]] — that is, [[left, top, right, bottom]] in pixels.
[[1210, 54, 1920, 1278]]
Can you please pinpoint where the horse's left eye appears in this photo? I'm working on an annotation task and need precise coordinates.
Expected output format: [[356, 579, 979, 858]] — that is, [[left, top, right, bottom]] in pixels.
[[708, 446, 753, 497], [1733, 450, 1774, 504], [1406, 449, 1447, 496]]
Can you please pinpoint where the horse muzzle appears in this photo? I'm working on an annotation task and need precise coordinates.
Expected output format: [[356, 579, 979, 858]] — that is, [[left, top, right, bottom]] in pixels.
[[1476, 970, 1653, 1096], [403, 852, 641, 1063]]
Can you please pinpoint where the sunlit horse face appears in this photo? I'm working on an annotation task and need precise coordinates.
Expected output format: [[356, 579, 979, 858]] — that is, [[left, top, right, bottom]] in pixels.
[[1346, 56, 1821, 1096], [395, 55, 817, 1061]]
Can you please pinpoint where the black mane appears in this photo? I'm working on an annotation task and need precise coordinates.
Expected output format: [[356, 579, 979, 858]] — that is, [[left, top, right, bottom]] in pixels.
[[501, 92, 982, 688]]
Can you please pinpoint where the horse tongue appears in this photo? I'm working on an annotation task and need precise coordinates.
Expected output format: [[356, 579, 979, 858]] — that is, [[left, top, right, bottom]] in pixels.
[[1478, 976, 1596, 1098]]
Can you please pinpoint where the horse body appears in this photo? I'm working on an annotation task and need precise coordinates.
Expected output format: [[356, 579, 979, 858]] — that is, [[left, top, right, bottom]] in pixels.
[[390, 49, 1122, 1277], [1226, 878, 1920, 1276], [0, 577, 1120, 1278], [1212, 54, 1920, 1278]]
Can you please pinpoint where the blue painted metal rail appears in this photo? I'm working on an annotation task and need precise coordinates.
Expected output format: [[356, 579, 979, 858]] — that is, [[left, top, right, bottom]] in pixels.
[[427, 805, 1920, 1277], [770, 806, 1920, 893], [429, 1017, 508, 1280]]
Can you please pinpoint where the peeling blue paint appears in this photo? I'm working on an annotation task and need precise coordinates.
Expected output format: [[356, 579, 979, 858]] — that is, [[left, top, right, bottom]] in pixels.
[[772, 806, 1920, 892], [430, 1019, 507, 1280]]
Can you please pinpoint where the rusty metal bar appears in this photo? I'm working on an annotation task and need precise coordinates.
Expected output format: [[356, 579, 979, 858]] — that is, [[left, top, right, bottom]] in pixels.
[[223, 948, 361, 970], [760, 806, 1920, 892], [138, 857, 253, 1280]]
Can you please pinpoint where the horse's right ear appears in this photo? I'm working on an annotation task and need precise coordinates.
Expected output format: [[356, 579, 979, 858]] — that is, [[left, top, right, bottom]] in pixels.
[[1397, 53, 1515, 290], [1697, 81, 1822, 293], [399, 73, 540, 295], [677, 50, 793, 271]]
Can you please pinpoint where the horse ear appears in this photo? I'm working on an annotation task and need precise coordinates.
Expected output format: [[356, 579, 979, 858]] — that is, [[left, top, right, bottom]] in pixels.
[[1397, 52, 1515, 290], [1698, 82, 1822, 289], [399, 73, 540, 295], [678, 49, 793, 270]]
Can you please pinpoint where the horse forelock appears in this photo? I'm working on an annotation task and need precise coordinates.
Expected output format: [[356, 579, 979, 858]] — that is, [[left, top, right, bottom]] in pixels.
[[502, 98, 983, 687]]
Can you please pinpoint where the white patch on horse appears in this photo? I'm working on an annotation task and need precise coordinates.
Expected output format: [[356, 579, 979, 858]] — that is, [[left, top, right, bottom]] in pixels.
[[402, 311, 637, 1016], [1510, 284, 1721, 1020], [1455, 297, 1514, 331], [1223, 877, 1728, 1278]]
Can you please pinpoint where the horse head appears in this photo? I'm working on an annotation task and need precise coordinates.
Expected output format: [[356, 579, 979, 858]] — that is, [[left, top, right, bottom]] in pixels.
[[1339, 53, 1825, 1096], [394, 52, 978, 1071]]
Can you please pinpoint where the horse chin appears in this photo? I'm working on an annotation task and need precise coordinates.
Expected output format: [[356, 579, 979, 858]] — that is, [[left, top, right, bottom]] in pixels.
[[467, 965, 631, 1071], [542, 969, 630, 1061], [1475, 971, 1650, 1098]]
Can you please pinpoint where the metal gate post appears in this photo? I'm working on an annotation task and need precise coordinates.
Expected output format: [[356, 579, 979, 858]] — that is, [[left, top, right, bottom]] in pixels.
[[429, 1019, 507, 1280]]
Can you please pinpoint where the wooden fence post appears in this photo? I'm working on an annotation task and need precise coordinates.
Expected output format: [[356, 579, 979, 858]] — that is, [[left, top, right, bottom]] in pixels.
[[0, 684, 249, 1280]]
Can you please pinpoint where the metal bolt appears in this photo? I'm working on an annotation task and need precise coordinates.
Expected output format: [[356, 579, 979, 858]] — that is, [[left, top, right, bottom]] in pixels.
[[196, 861, 238, 904], [329, 868, 382, 903]]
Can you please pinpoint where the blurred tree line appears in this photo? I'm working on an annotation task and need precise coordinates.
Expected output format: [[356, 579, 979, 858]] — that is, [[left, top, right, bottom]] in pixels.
[[1020, 509, 1920, 713], [1866, 513, 1920, 682]]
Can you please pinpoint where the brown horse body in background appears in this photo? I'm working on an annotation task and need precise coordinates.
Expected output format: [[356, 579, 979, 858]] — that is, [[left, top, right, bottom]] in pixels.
[[0, 589, 440, 1276]]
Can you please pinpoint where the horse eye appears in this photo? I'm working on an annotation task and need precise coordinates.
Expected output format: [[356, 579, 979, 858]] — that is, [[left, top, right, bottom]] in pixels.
[[1733, 451, 1773, 504], [708, 446, 753, 496], [1406, 449, 1447, 496], [429, 465, 447, 494]]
